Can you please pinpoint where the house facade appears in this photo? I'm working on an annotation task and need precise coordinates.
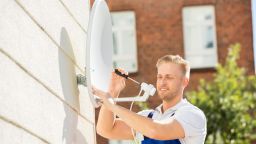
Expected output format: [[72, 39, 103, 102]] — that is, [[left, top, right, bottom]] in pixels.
[[95, 0, 255, 143]]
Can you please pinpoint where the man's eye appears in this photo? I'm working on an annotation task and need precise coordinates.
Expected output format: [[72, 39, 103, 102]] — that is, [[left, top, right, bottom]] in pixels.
[[166, 77, 174, 79]]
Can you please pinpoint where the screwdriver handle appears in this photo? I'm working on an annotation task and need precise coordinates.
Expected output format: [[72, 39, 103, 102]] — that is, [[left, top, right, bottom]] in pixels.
[[114, 69, 129, 79]]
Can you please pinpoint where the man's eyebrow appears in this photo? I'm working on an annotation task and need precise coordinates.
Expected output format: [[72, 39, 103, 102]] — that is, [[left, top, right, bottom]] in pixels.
[[165, 74, 175, 77], [157, 74, 175, 77]]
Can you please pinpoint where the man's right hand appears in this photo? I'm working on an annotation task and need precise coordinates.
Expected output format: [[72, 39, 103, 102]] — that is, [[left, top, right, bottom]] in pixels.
[[108, 68, 127, 98]]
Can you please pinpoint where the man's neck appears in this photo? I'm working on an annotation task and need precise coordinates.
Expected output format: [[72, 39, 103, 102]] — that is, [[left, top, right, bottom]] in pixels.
[[161, 96, 182, 113]]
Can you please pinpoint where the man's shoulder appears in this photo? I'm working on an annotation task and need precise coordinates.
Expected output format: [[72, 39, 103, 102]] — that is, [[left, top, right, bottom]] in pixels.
[[176, 101, 206, 123], [175, 101, 207, 137], [179, 101, 205, 115]]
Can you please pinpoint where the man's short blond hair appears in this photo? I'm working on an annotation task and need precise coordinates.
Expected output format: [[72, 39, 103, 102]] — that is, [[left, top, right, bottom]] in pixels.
[[156, 55, 190, 79]]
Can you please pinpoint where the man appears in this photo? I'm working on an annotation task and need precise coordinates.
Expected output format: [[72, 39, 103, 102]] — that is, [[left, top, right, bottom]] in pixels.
[[93, 55, 207, 144]]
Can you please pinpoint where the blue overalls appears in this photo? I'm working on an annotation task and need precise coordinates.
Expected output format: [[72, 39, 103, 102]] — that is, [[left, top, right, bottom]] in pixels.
[[141, 111, 181, 144]]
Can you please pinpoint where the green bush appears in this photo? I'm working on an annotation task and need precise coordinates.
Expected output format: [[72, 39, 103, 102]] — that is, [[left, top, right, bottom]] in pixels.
[[186, 43, 256, 144]]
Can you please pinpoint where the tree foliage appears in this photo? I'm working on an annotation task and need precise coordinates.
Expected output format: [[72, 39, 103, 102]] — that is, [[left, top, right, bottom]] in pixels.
[[187, 43, 256, 144]]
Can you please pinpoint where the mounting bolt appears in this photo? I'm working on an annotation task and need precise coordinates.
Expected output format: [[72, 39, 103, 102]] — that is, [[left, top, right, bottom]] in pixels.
[[77, 74, 86, 87]]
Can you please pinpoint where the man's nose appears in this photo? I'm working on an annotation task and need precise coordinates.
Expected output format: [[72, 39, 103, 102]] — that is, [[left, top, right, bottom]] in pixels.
[[159, 78, 167, 85]]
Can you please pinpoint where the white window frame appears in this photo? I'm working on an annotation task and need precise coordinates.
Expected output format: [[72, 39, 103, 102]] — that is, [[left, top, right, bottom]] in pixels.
[[182, 5, 218, 69], [252, 0, 256, 73], [111, 11, 138, 73]]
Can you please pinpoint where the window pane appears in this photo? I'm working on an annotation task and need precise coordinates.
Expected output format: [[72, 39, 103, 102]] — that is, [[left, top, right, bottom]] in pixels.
[[182, 5, 218, 69], [120, 30, 136, 54], [111, 11, 138, 72], [205, 26, 214, 49]]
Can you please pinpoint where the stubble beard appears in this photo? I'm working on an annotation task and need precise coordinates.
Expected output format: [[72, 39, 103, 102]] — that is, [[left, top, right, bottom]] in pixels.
[[158, 89, 179, 102]]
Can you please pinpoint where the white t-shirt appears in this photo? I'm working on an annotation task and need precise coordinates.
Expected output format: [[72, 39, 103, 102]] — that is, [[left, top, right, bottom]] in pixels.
[[136, 99, 207, 144]]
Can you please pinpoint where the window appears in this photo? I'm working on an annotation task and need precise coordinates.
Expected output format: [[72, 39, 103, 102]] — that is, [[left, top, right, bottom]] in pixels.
[[111, 11, 138, 73], [182, 5, 218, 69]]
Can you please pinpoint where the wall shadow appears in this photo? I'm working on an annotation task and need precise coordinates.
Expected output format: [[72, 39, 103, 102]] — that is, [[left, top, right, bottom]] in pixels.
[[58, 27, 88, 144]]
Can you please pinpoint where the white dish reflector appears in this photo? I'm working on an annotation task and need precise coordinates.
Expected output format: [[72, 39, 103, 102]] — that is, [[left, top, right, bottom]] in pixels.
[[86, 0, 113, 108]]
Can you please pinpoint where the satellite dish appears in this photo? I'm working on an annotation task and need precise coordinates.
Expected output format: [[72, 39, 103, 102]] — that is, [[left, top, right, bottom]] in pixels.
[[86, 0, 113, 108], [83, 0, 156, 108]]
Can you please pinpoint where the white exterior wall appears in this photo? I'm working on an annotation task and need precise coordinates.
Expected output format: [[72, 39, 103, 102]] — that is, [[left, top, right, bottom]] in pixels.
[[0, 0, 96, 143]]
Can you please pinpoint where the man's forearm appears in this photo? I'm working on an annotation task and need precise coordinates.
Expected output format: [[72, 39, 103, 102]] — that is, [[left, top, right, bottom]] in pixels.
[[96, 105, 115, 136], [99, 98, 183, 140], [109, 103, 159, 138], [96, 91, 119, 136]]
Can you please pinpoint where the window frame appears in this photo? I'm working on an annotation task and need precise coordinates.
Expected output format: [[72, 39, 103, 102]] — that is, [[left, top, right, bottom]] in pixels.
[[182, 5, 218, 69]]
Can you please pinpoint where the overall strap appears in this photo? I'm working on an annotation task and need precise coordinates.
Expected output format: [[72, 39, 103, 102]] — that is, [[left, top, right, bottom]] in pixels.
[[147, 111, 154, 118], [143, 111, 155, 140]]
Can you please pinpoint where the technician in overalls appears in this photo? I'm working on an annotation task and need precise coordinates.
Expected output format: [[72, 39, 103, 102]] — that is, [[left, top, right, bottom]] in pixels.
[[93, 55, 207, 144]]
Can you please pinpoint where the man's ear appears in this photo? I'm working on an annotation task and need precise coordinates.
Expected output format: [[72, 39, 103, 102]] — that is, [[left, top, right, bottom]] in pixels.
[[183, 77, 189, 88]]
